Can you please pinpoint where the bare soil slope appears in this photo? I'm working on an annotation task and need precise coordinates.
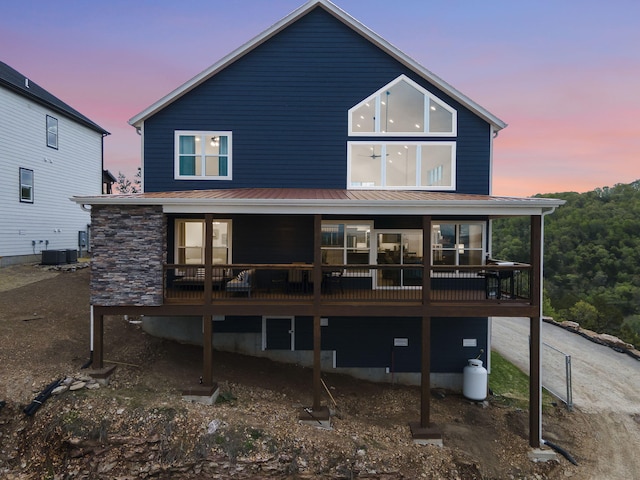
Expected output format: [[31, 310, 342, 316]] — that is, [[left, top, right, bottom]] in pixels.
[[492, 317, 640, 479], [0, 265, 593, 479]]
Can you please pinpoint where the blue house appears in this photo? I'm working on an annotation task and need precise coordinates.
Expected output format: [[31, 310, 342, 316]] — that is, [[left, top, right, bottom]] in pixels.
[[74, 0, 562, 446]]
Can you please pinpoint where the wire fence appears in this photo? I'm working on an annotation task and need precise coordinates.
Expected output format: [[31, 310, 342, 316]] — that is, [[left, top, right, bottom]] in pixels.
[[542, 342, 573, 410]]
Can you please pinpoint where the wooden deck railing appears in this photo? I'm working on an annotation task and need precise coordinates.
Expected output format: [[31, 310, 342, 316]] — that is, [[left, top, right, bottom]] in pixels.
[[163, 262, 532, 304]]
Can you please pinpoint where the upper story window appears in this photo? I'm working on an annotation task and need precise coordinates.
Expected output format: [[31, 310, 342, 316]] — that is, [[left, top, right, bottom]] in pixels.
[[348, 141, 455, 190], [348, 75, 456, 136], [175, 131, 232, 180], [46, 115, 58, 149], [19, 168, 34, 203]]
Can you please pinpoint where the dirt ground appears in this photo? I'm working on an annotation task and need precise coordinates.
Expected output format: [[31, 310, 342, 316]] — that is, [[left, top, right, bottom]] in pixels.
[[0, 264, 597, 479], [493, 317, 640, 479]]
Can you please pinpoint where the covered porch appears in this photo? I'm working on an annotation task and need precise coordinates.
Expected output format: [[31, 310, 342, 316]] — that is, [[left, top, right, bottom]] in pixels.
[[75, 188, 563, 448]]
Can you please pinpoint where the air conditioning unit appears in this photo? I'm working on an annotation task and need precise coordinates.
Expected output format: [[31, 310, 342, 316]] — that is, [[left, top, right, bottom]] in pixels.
[[66, 249, 78, 263], [41, 250, 67, 265]]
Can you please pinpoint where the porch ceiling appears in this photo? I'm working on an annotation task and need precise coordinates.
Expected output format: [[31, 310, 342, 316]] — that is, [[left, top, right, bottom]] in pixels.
[[72, 188, 564, 217]]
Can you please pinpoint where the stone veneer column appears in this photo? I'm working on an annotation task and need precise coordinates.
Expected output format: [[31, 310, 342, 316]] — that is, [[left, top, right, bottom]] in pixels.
[[90, 205, 166, 306]]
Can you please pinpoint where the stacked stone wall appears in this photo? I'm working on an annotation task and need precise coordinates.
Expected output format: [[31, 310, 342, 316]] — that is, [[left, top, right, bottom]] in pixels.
[[90, 205, 166, 306]]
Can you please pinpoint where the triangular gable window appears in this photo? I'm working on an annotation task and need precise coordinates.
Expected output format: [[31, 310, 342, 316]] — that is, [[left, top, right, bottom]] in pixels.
[[348, 75, 456, 136]]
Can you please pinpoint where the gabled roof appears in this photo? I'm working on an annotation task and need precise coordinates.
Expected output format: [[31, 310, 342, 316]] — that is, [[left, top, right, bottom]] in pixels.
[[0, 61, 109, 135], [129, 0, 507, 131], [72, 188, 563, 216]]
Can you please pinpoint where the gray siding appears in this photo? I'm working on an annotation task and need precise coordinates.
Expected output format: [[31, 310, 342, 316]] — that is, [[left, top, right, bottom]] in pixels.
[[0, 87, 102, 260]]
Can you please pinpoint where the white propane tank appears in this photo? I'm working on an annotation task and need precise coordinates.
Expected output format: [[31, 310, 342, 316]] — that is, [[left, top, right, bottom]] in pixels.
[[463, 359, 488, 401]]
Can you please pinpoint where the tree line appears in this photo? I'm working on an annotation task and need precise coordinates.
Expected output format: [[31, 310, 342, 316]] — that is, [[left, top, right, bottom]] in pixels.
[[492, 180, 640, 347]]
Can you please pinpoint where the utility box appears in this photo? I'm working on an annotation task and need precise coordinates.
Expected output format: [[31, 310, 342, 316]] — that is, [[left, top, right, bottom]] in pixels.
[[78, 231, 87, 248], [66, 249, 78, 263]]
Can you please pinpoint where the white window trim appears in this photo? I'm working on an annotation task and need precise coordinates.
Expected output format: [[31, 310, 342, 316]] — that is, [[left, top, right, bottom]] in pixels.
[[19, 167, 34, 203], [46, 115, 58, 149], [348, 75, 457, 137], [347, 141, 456, 191], [174, 130, 233, 180]]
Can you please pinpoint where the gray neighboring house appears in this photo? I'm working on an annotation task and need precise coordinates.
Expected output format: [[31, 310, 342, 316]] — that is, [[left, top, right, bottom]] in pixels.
[[0, 61, 109, 266]]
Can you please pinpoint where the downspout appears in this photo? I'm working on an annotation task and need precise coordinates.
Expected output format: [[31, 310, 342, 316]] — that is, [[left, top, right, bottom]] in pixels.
[[136, 125, 144, 192], [538, 209, 578, 466]]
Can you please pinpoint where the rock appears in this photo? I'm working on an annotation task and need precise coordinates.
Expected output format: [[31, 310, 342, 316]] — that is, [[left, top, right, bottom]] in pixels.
[[597, 333, 633, 350], [208, 419, 221, 434], [561, 321, 580, 330], [69, 381, 86, 391], [51, 385, 68, 395], [85, 383, 100, 390]]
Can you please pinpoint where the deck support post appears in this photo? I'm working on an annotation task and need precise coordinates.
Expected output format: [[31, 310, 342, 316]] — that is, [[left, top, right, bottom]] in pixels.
[[410, 216, 441, 444], [203, 315, 213, 387], [312, 214, 323, 411], [313, 314, 322, 410], [202, 214, 214, 388], [420, 314, 431, 428], [529, 215, 543, 448], [92, 310, 104, 370], [409, 313, 441, 444], [299, 215, 330, 426], [181, 214, 219, 403]]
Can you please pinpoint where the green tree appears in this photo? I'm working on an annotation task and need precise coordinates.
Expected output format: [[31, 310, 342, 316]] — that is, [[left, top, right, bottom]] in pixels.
[[492, 179, 640, 341], [566, 300, 600, 331]]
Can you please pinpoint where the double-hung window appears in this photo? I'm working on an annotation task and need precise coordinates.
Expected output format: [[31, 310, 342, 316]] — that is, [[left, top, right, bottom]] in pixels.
[[19, 168, 34, 203], [347, 75, 457, 191], [175, 131, 232, 180], [46, 115, 58, 149]]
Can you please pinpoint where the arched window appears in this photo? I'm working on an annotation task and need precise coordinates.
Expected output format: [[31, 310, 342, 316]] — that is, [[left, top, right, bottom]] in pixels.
[[347, 76, 457, 191], [348, 75, 456, 136]]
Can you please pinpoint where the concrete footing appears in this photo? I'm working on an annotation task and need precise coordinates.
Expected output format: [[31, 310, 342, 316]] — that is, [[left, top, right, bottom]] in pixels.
[[299, 406, 331, 429], [86, 365, 117, 386], [409, 421, 443, 446], [528, 448, 557, 462], [182, 384, 220, 405]]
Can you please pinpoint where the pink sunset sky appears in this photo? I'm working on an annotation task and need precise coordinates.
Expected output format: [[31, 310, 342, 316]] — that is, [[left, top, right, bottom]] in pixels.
[[2, 0, 638, 197]]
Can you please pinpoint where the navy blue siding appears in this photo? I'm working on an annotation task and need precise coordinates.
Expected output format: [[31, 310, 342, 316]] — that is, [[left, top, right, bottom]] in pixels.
[[214, 315, 262, 334], [281, 316, 487, 373], [211, 315, 487, 374], [144, 7, 491, 195]]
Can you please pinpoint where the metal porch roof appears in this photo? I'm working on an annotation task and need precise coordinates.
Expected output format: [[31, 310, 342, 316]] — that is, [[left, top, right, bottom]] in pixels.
[[72, 188, 564, 217]]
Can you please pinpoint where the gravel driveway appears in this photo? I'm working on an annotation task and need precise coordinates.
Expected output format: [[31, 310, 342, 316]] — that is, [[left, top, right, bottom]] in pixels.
[[491, 316, 640, 478]]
